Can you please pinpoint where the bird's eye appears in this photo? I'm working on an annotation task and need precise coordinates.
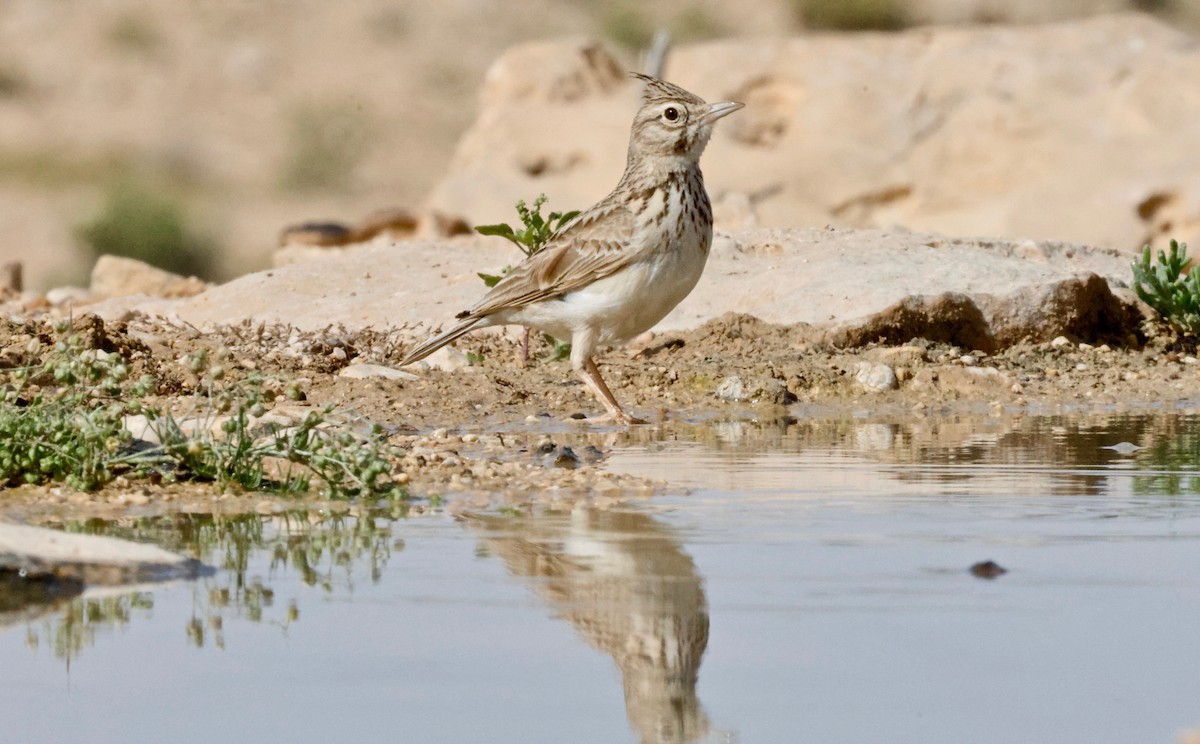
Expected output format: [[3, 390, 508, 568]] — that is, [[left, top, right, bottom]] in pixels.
[[663, 107, 680, 122]]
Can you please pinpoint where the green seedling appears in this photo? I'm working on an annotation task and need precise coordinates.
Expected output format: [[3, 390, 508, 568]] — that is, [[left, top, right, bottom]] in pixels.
[[474, 194, 578, 362]]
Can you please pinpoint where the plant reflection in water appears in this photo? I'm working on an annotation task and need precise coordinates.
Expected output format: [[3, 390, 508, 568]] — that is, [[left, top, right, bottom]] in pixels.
[[22, 504, 407, 661]]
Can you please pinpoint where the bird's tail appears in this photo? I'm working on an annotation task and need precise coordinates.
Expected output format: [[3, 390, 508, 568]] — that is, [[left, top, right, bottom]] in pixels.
[[400, 317, 485, 366]]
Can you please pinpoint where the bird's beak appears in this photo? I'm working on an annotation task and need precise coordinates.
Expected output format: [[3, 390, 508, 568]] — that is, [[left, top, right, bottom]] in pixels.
[[701, 101, 744, 125]]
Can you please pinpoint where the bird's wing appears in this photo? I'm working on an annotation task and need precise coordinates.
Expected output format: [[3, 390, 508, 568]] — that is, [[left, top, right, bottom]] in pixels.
[[458, 199, 639, 320]]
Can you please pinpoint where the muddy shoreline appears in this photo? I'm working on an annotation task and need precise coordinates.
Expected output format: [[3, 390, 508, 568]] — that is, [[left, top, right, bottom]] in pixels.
[[3, 311, 1200, 524]]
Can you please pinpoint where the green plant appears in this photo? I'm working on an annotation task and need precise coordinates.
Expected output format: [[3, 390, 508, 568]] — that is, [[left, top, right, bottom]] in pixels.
[[0, 326, 405, 498], [794, 0, 907, 30], [1132, 239, 1200, 334], [77, 180, 216, 279], [475, 195, 579, 361], [475, 194, 580, 266]]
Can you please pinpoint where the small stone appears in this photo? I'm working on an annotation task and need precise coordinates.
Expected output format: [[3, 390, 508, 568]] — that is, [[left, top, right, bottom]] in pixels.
[[1050, 336, 1071, 347], [715, 375, 746, 401], [970, 560, 1007, 579], [552, 447, 580, 469], [854, 362, 898, 392], [959, 354, 977, 366], [339, 363, 419, 381], [46, 286, 96, 306]]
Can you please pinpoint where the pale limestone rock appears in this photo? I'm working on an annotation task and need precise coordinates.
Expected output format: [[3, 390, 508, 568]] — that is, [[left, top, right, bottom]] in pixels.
[[339, 363, 420, 381], [91, 255, 209, 298], [90, 227, 1140, 354], [428, 16, 1200, 252]]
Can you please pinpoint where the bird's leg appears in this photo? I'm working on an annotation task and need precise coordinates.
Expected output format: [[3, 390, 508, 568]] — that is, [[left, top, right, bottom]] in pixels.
[[574, 355, 647, 425]]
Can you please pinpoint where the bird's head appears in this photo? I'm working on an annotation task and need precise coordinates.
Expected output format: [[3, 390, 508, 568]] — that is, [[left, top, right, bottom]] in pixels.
[[627, 73, 743, 166]]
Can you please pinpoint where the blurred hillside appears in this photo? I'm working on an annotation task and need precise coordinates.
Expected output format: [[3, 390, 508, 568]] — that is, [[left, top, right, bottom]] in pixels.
[[0, 0, 1196, 290]]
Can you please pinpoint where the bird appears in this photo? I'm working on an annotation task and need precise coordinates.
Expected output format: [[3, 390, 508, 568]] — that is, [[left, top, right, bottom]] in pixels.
[[400, 73, 743, 424]]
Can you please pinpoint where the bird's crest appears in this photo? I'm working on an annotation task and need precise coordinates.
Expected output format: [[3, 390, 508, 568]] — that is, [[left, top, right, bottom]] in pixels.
[[630, 72, 707, 106]]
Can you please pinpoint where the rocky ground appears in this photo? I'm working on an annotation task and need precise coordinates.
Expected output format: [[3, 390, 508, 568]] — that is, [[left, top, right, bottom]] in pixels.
[[3, 302, 1199, 526]]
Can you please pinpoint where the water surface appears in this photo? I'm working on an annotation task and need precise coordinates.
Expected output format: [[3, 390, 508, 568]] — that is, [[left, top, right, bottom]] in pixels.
[[3, 412, 1199, 743]]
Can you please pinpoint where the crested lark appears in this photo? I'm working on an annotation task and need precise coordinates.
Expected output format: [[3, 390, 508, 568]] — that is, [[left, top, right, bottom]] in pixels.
[[400, 74, 743, 424]]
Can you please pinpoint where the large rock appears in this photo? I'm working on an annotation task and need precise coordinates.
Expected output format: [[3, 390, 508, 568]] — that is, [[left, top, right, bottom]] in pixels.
[[87, 226, 1139, 350], [427, 16, 1200, 254]]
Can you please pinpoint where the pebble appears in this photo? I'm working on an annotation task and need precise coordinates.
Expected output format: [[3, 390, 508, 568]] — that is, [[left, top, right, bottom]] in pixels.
[[1050, 336, 1071, 347], [715, 375, 746, 401], [854, 362, 898, 392], [339, 364, 419, 381]]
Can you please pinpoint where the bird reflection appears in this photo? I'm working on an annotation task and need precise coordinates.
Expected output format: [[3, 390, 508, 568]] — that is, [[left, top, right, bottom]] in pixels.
[[469, 507, 711, 744]]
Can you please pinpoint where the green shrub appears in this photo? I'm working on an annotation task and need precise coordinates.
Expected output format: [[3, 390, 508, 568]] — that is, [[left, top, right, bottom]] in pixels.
[[1131, 239, 1200, 334], [76, 180, 216, 279]]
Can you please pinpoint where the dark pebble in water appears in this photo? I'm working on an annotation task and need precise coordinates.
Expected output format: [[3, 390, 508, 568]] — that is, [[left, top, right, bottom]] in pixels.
[[535, 441, 557, 455], [552, 446, 580, 469], [970, 560, 1008, 579], [569, 412, 588, 420]]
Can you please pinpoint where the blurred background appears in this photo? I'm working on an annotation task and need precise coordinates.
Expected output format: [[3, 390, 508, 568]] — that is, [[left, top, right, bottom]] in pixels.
[[1, 0, 1197, 291]]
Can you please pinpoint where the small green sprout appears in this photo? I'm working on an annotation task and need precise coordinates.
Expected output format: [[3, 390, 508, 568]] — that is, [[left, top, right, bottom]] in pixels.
[[475, 194, 580, 258], [474, 195, 579, 361]]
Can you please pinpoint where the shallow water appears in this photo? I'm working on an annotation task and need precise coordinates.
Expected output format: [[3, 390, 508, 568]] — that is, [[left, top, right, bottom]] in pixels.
[[3, 412, 1200, 743]]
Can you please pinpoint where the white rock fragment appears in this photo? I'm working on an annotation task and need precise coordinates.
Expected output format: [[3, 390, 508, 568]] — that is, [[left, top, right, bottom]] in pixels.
[[855, 362, 898, 392], [715, 375, 746, 401], [339, 364, 419, 381], [405, 345, 470, 372]]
